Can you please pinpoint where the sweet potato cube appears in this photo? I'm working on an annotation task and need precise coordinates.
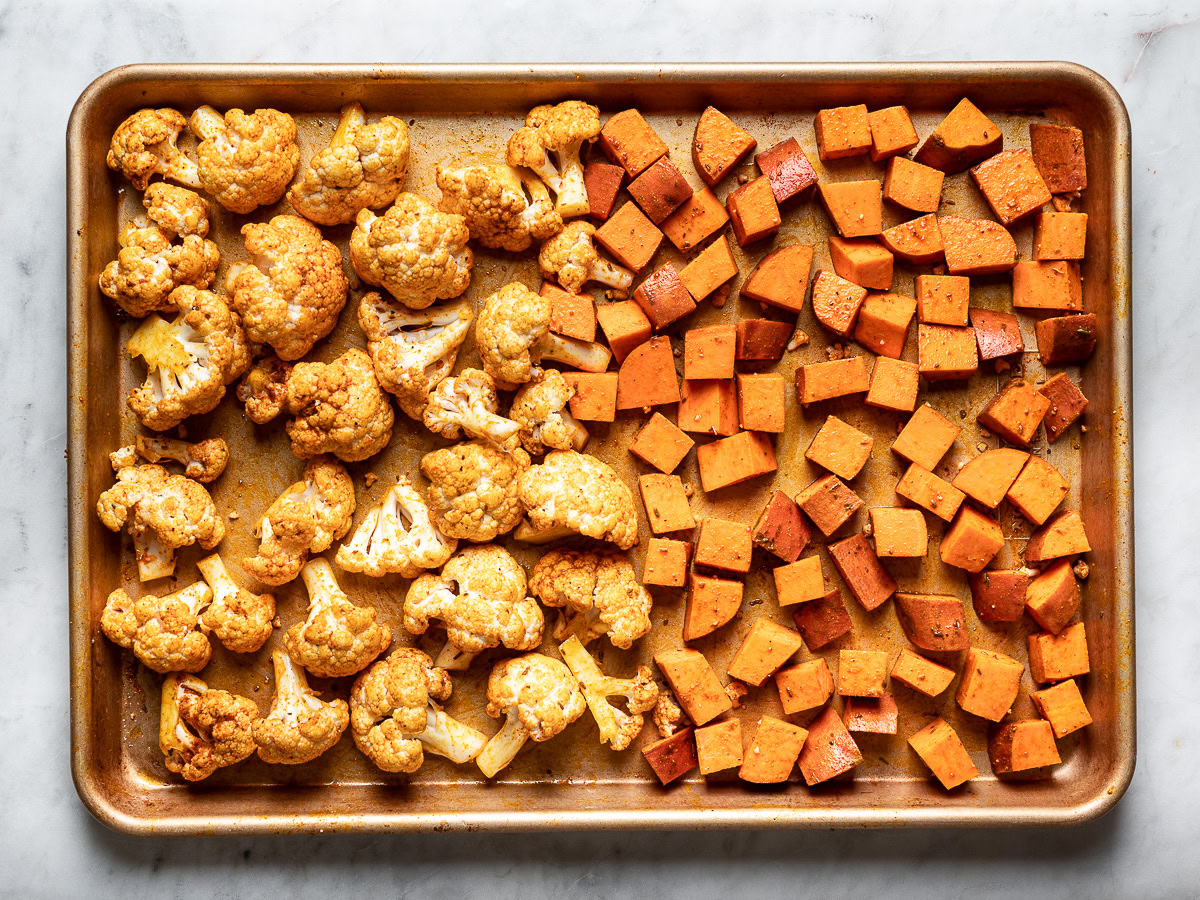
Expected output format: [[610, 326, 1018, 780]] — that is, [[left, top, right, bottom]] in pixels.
[[828, 532, 897, 611], [918, 324, 979, 381], [869, 507, 928, 558], [696, 430, 777, 492], [584, 161, 624, 222], [989, 720, 1060, 774], [594, 201, 663, 272], [865, 356, 920, 414], [883, 156, 945, 213], [642, 728, 698, 785], [952, 448, 1029, 508], [542, 282, 597, 342], [1033, 212, 1087, 261], [1006, 455, 1069, 526], [739, 716, 808, 784], [616, 336, 680, 409], [678, 235, 737, 301], [683, 324, 736, 380], [1025, 559, 1080, 635], [970, 307, 1024, 360], [940, 505, 1004, 573], [814, 104, 872, 160], [737, 373, 786, 433], [969, 569, 1031, 623], [563, 372, 617, 422], [805, 416, 873, 481], [880, 214, 945, 265], [629, 412, 694, 475], [694, 517, 753, 574], [726, 176, 780, 246], [599, 109, 668, 178], [684, 573, 743, 641], [627, 157, 693, 225], [970, 149, 1052, 226], [1029, 123, 1087, 193], [796, 474, 863, 537], [916, 274, 970, 326], [891, 648, 955, 698], [957, 648, 1024, 722], [840, 695, 899, 738], [661, 186, 730, 253], [792, 588, 853, 650], [1013, 261, 1083, 312], [1027, 509, 1091, 564], [811, 270, 868, 338], [819, 180, 883, 238], [853, 292, 915, 359], [654, 648, 733, 726], [915, 98, 1002, 174], [897, 464, 964, 522], [868, 105, 918, 162], [633, 264, 697, 330], [1036, 313, 1098, 365], [755, 137, 818, 203], [693, 106, 757, 187], [796, 357, 870, 405], [939, 216, 1016, 275], [1031, 679, 1092, 738], [753, 491, 810, 562], [909, 717, 978, 789], [695, 718, 743, 776], [736, 319, 792, 361], [642, 537, 691, 587], [728, 618, 805, 687], [773, 555, 825, 607], [678, 379, 738, 437], [1039, 373, 1089, 442], [894, 593, 969, 652], [639, 473, 695, 535], [740, 244, 814, 314], [1028, 622, 1089, 683], [597, 300, 652, 363], [838, 649, 889, 698], [797, 707, 862, 786], [977, 381, 1051, 447], [828, 236, 893, 290], [893, 403, 961, 471], [776, 659, 834, 715]]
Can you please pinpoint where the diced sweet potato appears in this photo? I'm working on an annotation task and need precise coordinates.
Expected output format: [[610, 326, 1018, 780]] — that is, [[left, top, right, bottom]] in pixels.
[[563, 372, 617, 422], [956, 647, 1024, 722], [811, 270, 869, 338], [970, 149, 1052, 226], [894, 593, 969, 652], [897, 464, 964, 522], [919, 324, 979, 381], [1025, 559, 1079, 634], [694, 517, 753, 574], [594, 201, 663, 272], [796, 474, 863, 537], [616, 336, 680, 409], [642, 537, 691, 588], [1006, 455, 1069, 526], [909, 717, 978, 789], [639, 473, 695, 534], [684, 573, 743, 641], [695, 718, 743, 776], [939, 216, 1017, 275], [542, 282, 597, 343], [883, 156, 945, 213], [865, 356, 920, 414], [1013, 261, 1083, 312], [796, 357, 870, 405], [806, 415, 874, 481], [819, 180, 883, 238], [1039, 373, 1089, 442], [797, 707, 863, 786], [776, 658, 835, 715], [970, 307, 1024, 360], [838, 649, 889, 698], [915, 98, 1002, 173], [792, 588, 853, 651], [969, 569, 1031, 623], [727, 176, 781, 246], [773, 555, 825, 607], [952, 448, 1029, 508], [977, 380, 1051, 447], [1029, 123, 1087, 193], [868, 105, 919, 162], [679, 235, 737, 301], [739, 716, 809, 784], [1028, 621, 1089, 683], [1036, 313, 1098, 365], [600, 109, 668, 177], [740, 244, 814, 314], [629, 412, 694, 474], [916, 274, 970, 326], [737, 373, 786, 433], [880, 214, 945, 265], [1033, 212, 1087, 261], [845, 694, 899, 735], [828, 236, 893, 290], [828, 532, 897, 612], [940, 505, 1004, 573], [584, 161, 624, 222], [1026, 509, 1091, 563], [678, 378, 738, 437], [654, 648, 733, 726], [869, 507, 928, 558], [727, 618, 805, 687], [853, 292, 916, 359], [628, 157, 693, 225], [755, 137, 819, 204], [633, 264, 697, 330], [661, 187, 730, 253], [891, 648, 955, 698], [892, 403, 961, 471], [736, 319, 792, 361], [683, 324, 736, 380], [642, 728, 698, 785], [696, 431, 777, 492], [693, 106, 757, 187], [1031, 678, 1092, 738], [597, 300, 652, 363], [814, 104, 872, 160], [753, 491, 810, 562], [989, 720, 1060, 774]]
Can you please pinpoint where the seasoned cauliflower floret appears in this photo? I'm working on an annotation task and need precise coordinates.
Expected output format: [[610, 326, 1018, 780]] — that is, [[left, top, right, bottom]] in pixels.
[[349, 648, 487, 773], [159, 673, 259, 781], [141, 182, 213, 238], [106, 107, 201, 191], [336, 476, 456, 578], [236, 354, 292, 424], [243, 457, 355, 586], [474, 281, 552, 386], [225, 214, 349, 361], [284, 558, 391, 679], [100, 582, 213, 673], [420, 441, 530, 542], [283, 348, 395, 462], [559, 635, 658, 751], [189, 105, 300, 214], [349, 194, 473, 310], [435, 162, 562, 253], [100, 219, 220, 318], [529, 549, 653, 650], [538, 221, 634, 295], [517, 450, 638, 550], [506, 101, 602, 218], [288, 102, 410, 226], [134, 434, 228, 483], [196, 554, 275, 654], [509, 369, 589, 456], [652, 689, 686, 739], [423, 368, 520, 451], [254, 650, 349, 765]]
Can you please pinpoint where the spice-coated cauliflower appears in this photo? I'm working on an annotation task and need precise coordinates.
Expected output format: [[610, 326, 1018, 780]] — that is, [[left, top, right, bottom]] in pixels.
[[423, 368, 520, 451], [284, 558, 391, 679], [100, 582, 213, 673], [141, 182, 213, 237], [159, 673, 259, 781], [558, 635, 658, 751], [335, 476, 456, 578], [283, 348, 395, 462], [133, 434, 228, 483], [349, 194, 473, 310], [243, 457, 356, 586], [288, 102, 410, 226], [196, 554, 275, 654], [420, 441, 530, 542], [435, 162, 562, 253], [474, 281, 552, 386], [509, 369, 589, 456], [106, 107, 200, 191], [225, 214, 349, 361], [189, 105, 299, 214], [529, 549, 653, 650], [506, 101, 602, 218], [517, 450, 639, 550], [538, 221, 634, 295], [100, 220, 220, 318], [652, 690, 686, 739], [236, 354, 292, 424], [254, 650, 349, 765]]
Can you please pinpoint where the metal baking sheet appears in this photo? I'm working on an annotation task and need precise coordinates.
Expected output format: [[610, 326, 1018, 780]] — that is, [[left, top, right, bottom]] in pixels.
[[67, 63, 1133, 834]]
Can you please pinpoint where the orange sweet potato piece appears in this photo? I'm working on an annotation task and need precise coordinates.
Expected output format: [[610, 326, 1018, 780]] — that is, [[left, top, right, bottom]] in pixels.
[[893, 402, 960, 471], [642, 537, 691, 588], [736, 319, 792, 361], [1028, 621, 1089, 683], [684, 324, 736, 380], [1012, 261, 1083, 312], [1029, 123, 1087, 193], [661, 187, 730, 253], [853, 292, 916, 359], [629, 412, 694, 474], [1007, 455, 1069, 527], [883, 156, 944, 213], [773, 555, 824, 607], [970, 307, 1024, 360], [739, 716, 809, 784], [869, 507, 927, 558], [639, 472, 695, 535], [755, 137, 818, 203], [940, 505, 1004, 573], [868, 105, 919, 162], [843, 694, 899, 735], [811, 270, 868, 338], [1036, 313, 1097, 365], [952, 448, 1029, 508], [726, 176, 780, 246], [819, 180, 883, 238], [693, 106, 757, 187], [792, 588, 853, 651], [828, 236, 893, 290], [642, 728, 697, 785], [828, 532, 897, 611], [894, 592, 969, 652], [633, 264, 697, 331], [918, 324, 979, 381], [776, 658, 835, 715], [563, 372, 617, 422], [616, 336, 680, 410], [597, 300, 652, 363], [1033, 212, 1087, 261], [543, 281, 597, 342], [956, 647, 1024, 722], [814, 104, 872, 161], [939, 216, 1016, 275], [909, 717, 978, 789], [696, 430, 777, 492], [753, 490, 810, 562], [654, 648, 733, 726], [737, 373, 786, 433], [1031, 678, 1092, 738], [977, 380, 1051, 446], [1038, 374, 1088, 444], [891, 649, 955, 698], [989, 720, 1061, 774], [628, 157, 693, 225], [1025, 559, 1080, 634], [797, 706, 862, 786], [695, 718, 743, 776], [796, 474, 863, 537], [678, 235, 737, 301], [600, 109, 668, 177], [727, 618, 805, 687], [805, 415, 874, 481], [740, 244, 814, 314], [969, 569, 1031, 623], [837, 649, 889, 698], [678, 378, 738, 437], [796, 357, 870, 405], [915, 98, 1002, 173], [970, 149, 1052, 226], [583, 161, 624, 222], [915, 274, 970, 326], [880, 214, 944, 265], [896, 464, 965, 522], [684, 573, 743, 641], [1026, 509, 1091, 563], [594, 201, 663, 272], [865, 356, 919, 414], [694, 517, 753, 575]]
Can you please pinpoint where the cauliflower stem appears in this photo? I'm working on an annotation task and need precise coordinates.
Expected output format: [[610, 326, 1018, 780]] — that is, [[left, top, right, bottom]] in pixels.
[[558, 636, 658, 751]]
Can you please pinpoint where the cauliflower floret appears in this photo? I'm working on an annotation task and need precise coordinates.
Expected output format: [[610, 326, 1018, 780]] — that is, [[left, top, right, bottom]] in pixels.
[[236, 355, 292, 424], [254, 650, 349, 765], [189, 105, 299, 214], [517, 450, 638, 550], [423, 368, 520, 451], [195, 553, 275, 654], [284, 558, 391, 679], [288, 102, 410, 226], [134, 435, 228, 483], [403, 544, 544, 671], [435, 162, 562, 253], [476, 653, 586, 778], [652, 689, 686, 738], [106, 108, 200, 191], [475, 281, 552, 386], [283, 348, 395, 463], [528, 548, 653, 650], [558, 635, 658, 751], [336, 476, 456, 578], [538, 221, 634, 295], [225, 214, 349, 361], [349, 648, 487, 773], [142, 182, 212, 238], [420, 442, 530, 542], [506, 101, 601, 218], [100, 582, 213, 673], [96, 463, 225, 581], [243, 457, 355, 586], [159, 673, 259, 781], [100, 219, 220, 319], [509, 369, 589, 456], [349, 194, 473, 310]]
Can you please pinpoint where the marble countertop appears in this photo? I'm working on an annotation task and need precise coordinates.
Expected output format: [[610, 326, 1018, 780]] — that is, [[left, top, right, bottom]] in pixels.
[[3, 0, 1197, 896]]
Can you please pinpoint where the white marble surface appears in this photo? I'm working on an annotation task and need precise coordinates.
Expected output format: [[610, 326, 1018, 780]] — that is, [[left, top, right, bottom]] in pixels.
[[1, 0, 1197, 896]]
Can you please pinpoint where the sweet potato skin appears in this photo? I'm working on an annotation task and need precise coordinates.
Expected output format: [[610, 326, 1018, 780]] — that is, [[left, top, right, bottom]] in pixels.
[[792, 588, 853, 651], [894, 593, 969, 651], [755, 137, 818, 203], [753, 490, 810, 562], [642, 728, 698, 785]]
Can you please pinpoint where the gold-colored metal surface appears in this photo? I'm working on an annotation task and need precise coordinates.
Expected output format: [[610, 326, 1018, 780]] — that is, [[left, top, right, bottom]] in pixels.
[[67, 63, 1133, 834]]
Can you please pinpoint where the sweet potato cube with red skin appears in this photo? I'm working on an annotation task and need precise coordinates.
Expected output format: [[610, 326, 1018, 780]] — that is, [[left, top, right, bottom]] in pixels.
[[594, 202, 663, 272], [940, 505, 1005, 573], [811, 270, 868, 338], [737, 373, 786, 433], [726, 176, 780, 246], [739, 716, 809, 784], [678, 379, 738, 437], [970, 307, 1024, 361], [894, 593, 969, 652], [880, 215, 945, 265], [1039, 374, 1089, 442], [654, 648, 733, 726], [684, 324, 736, 380], [639, 473, 695, 535], [684, 573, 743, 641], [814, 104, 872, 161], [633, 264, 697, 331], [792, 588, 853, 651], [883, 156, 945, 213], [1026, 509, 1091, 564], [679, 235, 737, 301], [866, 356, 920, 414], [695, 718, 743, 776], [828, 236, 893, 291], [627, 157, 693, 225], [642, 537, 691, 587], [970, 149, 1052, 226], [1034, 212, 1087, 261], [773, 555, 824, 607], [755, 137, 819, 203], [853, 292, 916, 359], [909, 717, 978, 790], [939, 216, 1016, 275], [776, 659, 835, 715], [891, 648, 955, 698], [1029, 622, 1089, 683], [740, 244, 814, 314], [563, 372, 617, 422], [616, 336, 680, 410], [753, 491, 810, 562], [819, 180, 883, 238], [919, 324, 979, 381], [977, 380, 1051, 447], [693, 106, 757, 187], [796, 474, 863, 538], [1013, 261, 1083, 312], [661, 186, 730, 253], [630, 412, 694, 475], [796, 357, 870, 405], [828, 532, 897, 612], [728, 618, 805, 687], [893, 403, 961, 472], [694, 517, 753, 575], [915, 98, 1002, 174], [1007, 455, 1069, 526], [896, 464, 965, 522], [736, 319, 791, 362], [838, 649, 889, 698], [869, 507, 928, 558], [642, 727, 698, 785], [969, 569, 1032, 623], [584, 161, 624, 222], [696, 430, 777, 492], [599, 109, 668, 178], [1025, 559, 1079, 635], [1029, 123, 1087, 193], [957, 648, 1024, 722], [1036, 313, 1098, 366], [797, 706, 863, 786], [989, 720, 1061, 774], [542, 282, 596, 342], [1031, 679, 1092, 738], [843, 694, 899, 735], [868, 105, 919, 162], [806, 415, 874, 481], [597, 300, 652, 363], [916, 275, 970, 326]]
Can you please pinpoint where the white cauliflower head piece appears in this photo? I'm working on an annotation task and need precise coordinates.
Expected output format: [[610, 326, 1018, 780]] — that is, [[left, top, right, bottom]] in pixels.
[[506, 101, 602, 218], [283, 348, 395, 463], [423, 368, 520, 451], [134, 434, 228, 483], [196, 553, 275, 654], [254, 650, 349, 765], [509, 369, 589, 455], [518, 450, 639, 550], [283, 558, 392, 679], [100, 582, 213, 673], [529, 548, 653, 650], [189, 105, 300, 213], [435, 162, 562, 253], [336, 476, 456, 578], [420, 442, 530, 542], [159, 673, 259, 781], [474, 281, 552, 386], [106, 107, 201, 191], [538, 221, 633, 295]]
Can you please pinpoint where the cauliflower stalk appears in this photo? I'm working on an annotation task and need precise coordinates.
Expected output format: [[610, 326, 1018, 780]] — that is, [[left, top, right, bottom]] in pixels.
[[420, 441, 530, 542], [106, 107, 200, 191], [528, 549, 653, 649], [196, 553, 275, 654], [517, 450, 639, 550], [237, 355, 292, 424], [506, 101, 602, 218], [189, 105, 300, 214], [423, 368, 520, 451], [435, 162, 562, 252], [159, 673, 259, 781], [538, 221, 634, 295], [558, 636, 658, 751], [133, 434, 228, 483], [100, 582, 212, 673], [254, 650, 350, 765], [284, 558, 391, 679], [336, 476, 456, 578], [283, 348, 395, 462], [474, 281, 552, 386], [509, 369, 589, 455]]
